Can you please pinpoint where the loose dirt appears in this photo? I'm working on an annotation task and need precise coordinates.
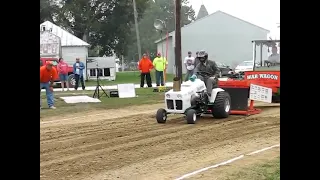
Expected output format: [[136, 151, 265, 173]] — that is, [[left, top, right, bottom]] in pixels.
[[40, 102, 280, 180]]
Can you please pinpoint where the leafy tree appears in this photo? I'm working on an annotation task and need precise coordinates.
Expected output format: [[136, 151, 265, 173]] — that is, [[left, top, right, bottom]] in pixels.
[[125, 0, 196, 63], [40, 0, 59, 23], [54, 0, 149, 56]]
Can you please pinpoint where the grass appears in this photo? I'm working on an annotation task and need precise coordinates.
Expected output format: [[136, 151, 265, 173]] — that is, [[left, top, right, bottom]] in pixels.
[[225, 157, 280, 180], [84, 71, 177, 87], [40, 88, 164, 117]]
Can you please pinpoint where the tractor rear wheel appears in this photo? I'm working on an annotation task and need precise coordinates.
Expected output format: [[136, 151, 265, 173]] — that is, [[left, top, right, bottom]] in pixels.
[[212, 91, 231, 119], [156, 108, 167, 123], [186, 109, 197, 124]]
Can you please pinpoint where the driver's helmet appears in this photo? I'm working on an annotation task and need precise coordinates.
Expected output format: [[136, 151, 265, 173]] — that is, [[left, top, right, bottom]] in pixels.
[[198, 50, 208, 63]]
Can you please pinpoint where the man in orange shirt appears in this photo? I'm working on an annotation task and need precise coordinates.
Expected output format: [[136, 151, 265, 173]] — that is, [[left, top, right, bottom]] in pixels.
[[138, 53, 153, 87], [40, 61, 59, 109]]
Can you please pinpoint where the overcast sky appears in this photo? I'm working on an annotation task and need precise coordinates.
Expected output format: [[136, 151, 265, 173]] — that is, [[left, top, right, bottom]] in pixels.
[[188, 0, 280, 39]]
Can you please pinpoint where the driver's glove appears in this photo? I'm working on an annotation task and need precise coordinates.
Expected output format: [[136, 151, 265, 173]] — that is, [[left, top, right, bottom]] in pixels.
[[189, 74, 197, 82]]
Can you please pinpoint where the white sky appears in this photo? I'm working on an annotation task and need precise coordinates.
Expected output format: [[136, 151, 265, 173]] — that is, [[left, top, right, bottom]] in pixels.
[[188, 0, 280, 39]]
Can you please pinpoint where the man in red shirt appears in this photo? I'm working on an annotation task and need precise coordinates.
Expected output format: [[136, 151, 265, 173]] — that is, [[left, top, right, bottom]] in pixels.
[[138, 53, 154, 87], [40, 61, 59, 109]]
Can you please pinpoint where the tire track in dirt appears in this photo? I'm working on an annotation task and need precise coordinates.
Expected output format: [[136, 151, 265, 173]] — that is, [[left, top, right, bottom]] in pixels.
[[40, 104, 279, 180], [40, 117, 275, 164]]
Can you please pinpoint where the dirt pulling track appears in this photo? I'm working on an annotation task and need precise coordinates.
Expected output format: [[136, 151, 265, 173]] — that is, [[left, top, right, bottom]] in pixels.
[[40, 102, 280, 180]]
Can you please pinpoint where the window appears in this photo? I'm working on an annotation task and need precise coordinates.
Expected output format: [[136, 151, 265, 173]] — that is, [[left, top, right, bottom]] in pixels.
[[51, 60, 58, 66], [89, 69, 96, 76], [89, 68, 111, 77], [103, 68, 110, 76], [97, 69, 103, 77], [40, 60, 43, 67]]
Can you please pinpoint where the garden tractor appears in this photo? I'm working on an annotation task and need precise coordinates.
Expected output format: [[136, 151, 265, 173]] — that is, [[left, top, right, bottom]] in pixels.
[[156, 71, 231, 124]]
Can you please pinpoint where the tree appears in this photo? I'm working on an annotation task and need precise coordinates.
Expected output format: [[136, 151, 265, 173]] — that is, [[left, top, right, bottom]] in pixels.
[[54, 0, 149, 56], [40, 0, 59, 23], [124, 0, 196, 63]]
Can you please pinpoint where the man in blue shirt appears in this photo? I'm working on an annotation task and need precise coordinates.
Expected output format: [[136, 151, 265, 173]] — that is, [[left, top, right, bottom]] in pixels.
[[73, 58, 86, 90]]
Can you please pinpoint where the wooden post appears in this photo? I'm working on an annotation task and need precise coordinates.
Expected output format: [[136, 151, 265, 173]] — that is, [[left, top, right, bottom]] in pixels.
[[175, 0, 182, 83]]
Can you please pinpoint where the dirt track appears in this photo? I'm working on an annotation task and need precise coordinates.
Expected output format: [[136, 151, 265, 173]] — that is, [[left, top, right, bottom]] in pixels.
[[40, 103, 280, 180]]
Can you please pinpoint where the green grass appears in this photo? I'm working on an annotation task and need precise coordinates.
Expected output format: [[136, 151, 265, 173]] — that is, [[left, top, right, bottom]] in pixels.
[[225, 157, 280, 180], [84, 71, 177, 87], [40, 88, 164, 117]]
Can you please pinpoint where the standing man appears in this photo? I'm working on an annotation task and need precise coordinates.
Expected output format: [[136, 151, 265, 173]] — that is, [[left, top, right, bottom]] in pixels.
[[57, 58, 69, 91], [40, 61, 58, 109], [194, 51, 200, 67], [73, 58, 86, 90], [153, 52, 167, 87], [184, 51, 195, 81], [138, 53, 154, 88]]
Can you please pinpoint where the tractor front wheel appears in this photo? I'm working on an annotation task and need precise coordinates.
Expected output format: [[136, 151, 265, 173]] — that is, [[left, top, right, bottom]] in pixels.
[[156, 108, 167, 123], [186, 109, 197, 124], [212, 91, 231, 119]]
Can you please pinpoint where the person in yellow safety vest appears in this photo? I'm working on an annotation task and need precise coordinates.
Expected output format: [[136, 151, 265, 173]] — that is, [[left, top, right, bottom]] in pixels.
[[153, 52, 168, 86]]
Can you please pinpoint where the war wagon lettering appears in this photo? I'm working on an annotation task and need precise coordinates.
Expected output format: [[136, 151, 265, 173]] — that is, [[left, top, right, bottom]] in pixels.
[[247, 74, 258, 79], [258, 74, 278, 80], [247, 74, 278, 80]]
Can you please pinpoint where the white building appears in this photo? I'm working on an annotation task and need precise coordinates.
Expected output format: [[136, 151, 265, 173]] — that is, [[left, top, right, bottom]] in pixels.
[[155, 10, 270, 74], [40, 21, 90, 67], [86, 56, 117, 81]]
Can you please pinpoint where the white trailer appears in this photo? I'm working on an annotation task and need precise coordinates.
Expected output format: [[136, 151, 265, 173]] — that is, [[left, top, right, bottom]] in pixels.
[[86, 56, 117, 81]]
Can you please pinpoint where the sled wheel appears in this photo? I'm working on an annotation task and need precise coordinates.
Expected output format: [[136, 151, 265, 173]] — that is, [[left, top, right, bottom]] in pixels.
[[212, 91, 231, 119], [156, 108, 167, 123], [186, 109, 197, 124]]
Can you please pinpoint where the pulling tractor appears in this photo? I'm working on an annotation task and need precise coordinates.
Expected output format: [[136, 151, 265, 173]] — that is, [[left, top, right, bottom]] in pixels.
[[156, 72, 231, 124], [244, 39, 280, 103]]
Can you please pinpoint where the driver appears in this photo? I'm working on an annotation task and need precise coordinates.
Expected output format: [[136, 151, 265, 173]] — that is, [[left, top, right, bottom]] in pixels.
[[189, 50, 220, 96], [267, 46, 280, 64]]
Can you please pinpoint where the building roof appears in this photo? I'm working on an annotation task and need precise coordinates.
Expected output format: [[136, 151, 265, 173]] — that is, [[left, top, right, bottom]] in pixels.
[[155, 10, 270, 43], [196, 4, 209, 20], [40, 21, 90, 47]]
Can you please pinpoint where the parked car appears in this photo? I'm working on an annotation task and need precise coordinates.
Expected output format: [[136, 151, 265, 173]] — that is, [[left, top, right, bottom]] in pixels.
[[234, 60, 262, 73], [234, 61, 253, 73], [216, 62, 234, 77]]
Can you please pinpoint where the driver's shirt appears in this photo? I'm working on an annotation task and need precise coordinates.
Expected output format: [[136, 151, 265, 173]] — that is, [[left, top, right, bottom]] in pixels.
[[268, 53, 280, 63], [184, 56, 195, 70], [194, 60, 219, 78]]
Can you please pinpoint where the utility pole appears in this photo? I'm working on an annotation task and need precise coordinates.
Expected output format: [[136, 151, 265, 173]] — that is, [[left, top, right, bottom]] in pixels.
[[132, 0, 142, 60], [175, 0, 182, 82], [121, 55, 124, 72]]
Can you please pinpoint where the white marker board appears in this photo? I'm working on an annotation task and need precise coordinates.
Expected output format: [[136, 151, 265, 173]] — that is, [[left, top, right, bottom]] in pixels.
[[249, 84, 272, 103], [117, 83, 136, 98]]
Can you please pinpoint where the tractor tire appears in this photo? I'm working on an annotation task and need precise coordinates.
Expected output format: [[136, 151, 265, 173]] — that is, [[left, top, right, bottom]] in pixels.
[[68, 74, 76, 88], [272, 95, 280, 103], [156, 108, 167, 123], [186, 109, 197, 124], [212, 91, 231, 119]]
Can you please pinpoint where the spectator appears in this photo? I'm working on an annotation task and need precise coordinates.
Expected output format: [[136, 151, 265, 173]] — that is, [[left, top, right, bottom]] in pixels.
[[184, 51, 195, 81], [153, 52, 167, 86], [138, 53, 153, 87], [73, 58, 86, 90], [57, 58, 69, 91], [40, 61, 58, 109], [194, 51, 200, 67]]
